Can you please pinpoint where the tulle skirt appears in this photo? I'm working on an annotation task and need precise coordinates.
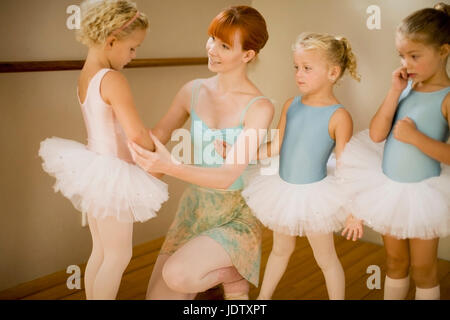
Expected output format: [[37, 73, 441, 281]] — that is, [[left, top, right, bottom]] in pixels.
[[337, 129, 450, 239], [39, 137, 169, 223], [242, 156, 347, 236]]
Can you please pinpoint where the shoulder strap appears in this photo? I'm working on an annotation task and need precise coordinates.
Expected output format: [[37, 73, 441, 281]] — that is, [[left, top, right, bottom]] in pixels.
[[239, 96, 270, 126], [95, 68, 113, 88], [82, 68, 111, 104], [97, 68, 112, 79], [190, 79, 203, 111], [326, 105, 345, 129], [398, 80, 413, 104]]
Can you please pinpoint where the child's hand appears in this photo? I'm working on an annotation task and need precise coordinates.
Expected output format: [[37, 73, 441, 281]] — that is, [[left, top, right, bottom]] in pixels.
[[341, 214, 363, 241], [391, 66, 409, 92], [394, 117, 418, 144], [214, 139, 231, 159]]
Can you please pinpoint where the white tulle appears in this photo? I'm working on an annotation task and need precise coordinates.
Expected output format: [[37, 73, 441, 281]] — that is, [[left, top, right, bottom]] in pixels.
[[337, 129, 450, 239], [39, 137, 169, 223], [242, 156, 347, 236]]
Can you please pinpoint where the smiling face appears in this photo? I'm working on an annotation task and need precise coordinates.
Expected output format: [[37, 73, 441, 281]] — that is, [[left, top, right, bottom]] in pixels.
[[205, 31, 254, 74], [106, 28, 147, 70], [293, 46, 336, 95], [395, 33, 446, 83]]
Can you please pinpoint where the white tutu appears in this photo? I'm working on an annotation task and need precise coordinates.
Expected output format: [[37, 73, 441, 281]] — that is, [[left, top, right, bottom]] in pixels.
[[337, 129, 450, 239], [242, 156, 348, 236], [39, 137, 169, 223]]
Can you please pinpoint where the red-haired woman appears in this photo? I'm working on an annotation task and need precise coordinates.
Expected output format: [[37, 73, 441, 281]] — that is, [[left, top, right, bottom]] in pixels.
[[129, 6, 274, 299]]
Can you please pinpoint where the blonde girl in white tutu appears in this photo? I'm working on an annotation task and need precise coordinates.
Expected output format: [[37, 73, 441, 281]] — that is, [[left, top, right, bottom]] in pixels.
[[338, 3, 450, 300], [38, 0, 168, 299], [218, 32, 363, 300]]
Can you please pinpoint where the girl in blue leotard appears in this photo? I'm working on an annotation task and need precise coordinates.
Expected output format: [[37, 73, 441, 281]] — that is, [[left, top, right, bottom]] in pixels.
[[240, 32, 362, 300], [339, 3, 450, 300]]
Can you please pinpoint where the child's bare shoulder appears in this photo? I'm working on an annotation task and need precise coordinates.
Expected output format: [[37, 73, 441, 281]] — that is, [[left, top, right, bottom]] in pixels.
[[332, 107, 353, 125], [102, 70, 128, 87]]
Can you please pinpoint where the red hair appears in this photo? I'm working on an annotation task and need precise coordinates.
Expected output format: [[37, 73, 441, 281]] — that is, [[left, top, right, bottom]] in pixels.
[[207, 6, 269, 54]]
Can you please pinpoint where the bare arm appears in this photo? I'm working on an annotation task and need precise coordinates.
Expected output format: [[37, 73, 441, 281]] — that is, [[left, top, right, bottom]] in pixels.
[[369, 67, 408, 142], [150, 81, 193, 145], [256, 97, 293, 160], [330, 108, 363, 241], [331, 108, 353, 161], [166, 99, 274, 188], [102, 71, 155, 151], [131, 99, 275, 189], [407, 131, 450, 164]]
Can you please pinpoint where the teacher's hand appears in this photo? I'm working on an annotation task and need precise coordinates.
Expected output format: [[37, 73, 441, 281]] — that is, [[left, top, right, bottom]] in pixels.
[[128, 131, 179, 174]]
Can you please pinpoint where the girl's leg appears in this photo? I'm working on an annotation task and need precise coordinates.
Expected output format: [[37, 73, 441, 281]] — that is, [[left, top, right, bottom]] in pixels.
[[306, 232, 345, 300], [409, 238, 440, 300], [146, 254, 196, 300], [382, 235, 411, 300], [84, 213, 104, 300], [257, 232, 296, 300], [161, 235, 250, 298], [92, 216, 133, 299]]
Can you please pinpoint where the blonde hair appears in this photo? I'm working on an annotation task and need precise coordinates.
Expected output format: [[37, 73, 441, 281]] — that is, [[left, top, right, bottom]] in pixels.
[[76, 0, 149, 47], [293, 32, 361, 82]]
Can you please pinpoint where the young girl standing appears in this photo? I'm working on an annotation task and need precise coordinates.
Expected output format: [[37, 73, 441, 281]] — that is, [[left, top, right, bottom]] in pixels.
[[339, 3, 449, 300], [239, 32, 362, 300], [38, 0, 168, 299]]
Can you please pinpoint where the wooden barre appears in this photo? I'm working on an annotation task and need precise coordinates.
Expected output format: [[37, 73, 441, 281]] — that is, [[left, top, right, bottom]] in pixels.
[[0, 57, 208, 73]]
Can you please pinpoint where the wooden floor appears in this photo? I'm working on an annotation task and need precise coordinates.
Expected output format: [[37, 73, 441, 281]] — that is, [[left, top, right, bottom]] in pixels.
[[1, 227, 449, 300]]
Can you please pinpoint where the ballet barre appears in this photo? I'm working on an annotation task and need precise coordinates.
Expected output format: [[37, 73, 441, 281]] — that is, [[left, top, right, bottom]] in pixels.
[[0, 57, 208, 73]]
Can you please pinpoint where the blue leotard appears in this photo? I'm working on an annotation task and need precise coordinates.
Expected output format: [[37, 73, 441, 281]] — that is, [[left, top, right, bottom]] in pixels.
[[382, 81, 450, 182], [190, 80, 269, 190], [280, 96, 343, 184]]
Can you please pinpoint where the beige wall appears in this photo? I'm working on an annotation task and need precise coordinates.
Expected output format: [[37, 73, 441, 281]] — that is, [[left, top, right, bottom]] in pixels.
[[250, 0, 449, 259], [0, 0, 448, 293], [0, 0, 250, 292]]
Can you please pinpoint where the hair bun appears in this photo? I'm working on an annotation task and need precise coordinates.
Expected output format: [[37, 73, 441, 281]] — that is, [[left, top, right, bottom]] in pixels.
[[434, 2, 450, 15]]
